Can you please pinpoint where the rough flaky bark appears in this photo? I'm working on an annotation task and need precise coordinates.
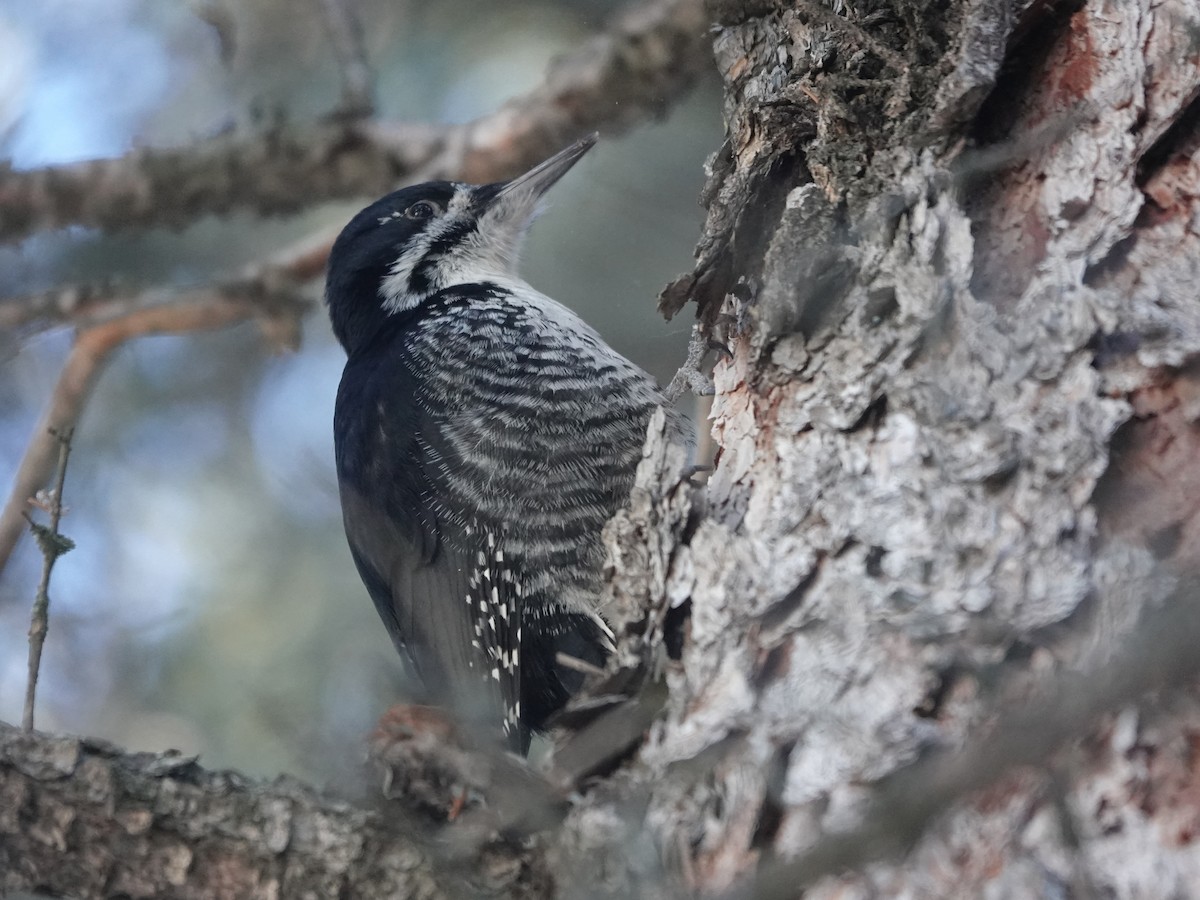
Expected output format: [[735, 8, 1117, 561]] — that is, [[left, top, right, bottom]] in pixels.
[[6, 0, 1200, 897], [0, 724, 433, 899], [589, 0, 1200, 895], [0, 722, 562, 899]]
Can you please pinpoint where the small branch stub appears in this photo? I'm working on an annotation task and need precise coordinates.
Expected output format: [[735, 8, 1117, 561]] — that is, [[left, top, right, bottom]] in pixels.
[[664, 323, 716, 403], [23, 426, 75, 733]]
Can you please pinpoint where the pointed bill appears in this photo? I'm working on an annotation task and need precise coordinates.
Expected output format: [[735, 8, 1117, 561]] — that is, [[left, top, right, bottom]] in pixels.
[[496, 133, 598, 206], [472, 133, 599, 275]]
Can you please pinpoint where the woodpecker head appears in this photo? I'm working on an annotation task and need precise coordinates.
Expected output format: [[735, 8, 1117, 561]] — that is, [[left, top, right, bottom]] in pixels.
[[325, 133, 597, 355]]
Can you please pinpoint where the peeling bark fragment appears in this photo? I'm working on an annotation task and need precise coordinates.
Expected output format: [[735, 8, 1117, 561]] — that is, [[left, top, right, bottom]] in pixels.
[[753, 183, 859, 351], [928, 0, 1014, 134]]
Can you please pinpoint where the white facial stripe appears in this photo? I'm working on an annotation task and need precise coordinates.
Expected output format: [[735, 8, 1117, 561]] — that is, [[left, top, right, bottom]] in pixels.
[[378, 208, 465, 312], [379, 228, 435, 312], [377, 182, 538, 312], [377, 187, 477, 311]]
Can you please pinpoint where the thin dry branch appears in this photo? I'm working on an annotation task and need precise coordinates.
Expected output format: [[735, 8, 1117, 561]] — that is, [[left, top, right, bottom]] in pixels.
[[0, 119, 441, 243], [452, 0, 712, 183], [0, 0, 710, 243], [0, 227, 334, 336], [0, 282, 126, 333], [22, 427, 74, 732]]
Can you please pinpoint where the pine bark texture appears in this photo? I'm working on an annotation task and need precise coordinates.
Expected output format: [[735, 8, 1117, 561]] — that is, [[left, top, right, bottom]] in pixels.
[[5, 0, 1200, 897], [0, 725, 446, 899], [578, 0, 1200, 895]]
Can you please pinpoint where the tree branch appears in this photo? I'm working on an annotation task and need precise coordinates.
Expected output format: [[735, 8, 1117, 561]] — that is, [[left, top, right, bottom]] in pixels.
[[0, 241, 315, 576], [0, 0, 710, 243], [0, 120, 441, 243], [9, 577, 1200, 900], [0, 723, 468, 899]]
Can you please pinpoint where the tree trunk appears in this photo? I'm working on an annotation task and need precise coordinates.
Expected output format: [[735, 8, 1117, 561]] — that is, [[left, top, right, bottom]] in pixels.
[[574, 0, 1200, 895], [6, 0, 1200, 896]]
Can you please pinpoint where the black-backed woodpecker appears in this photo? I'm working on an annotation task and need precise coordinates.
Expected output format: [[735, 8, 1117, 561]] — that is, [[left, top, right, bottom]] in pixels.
[[326, 135, 693, 752]]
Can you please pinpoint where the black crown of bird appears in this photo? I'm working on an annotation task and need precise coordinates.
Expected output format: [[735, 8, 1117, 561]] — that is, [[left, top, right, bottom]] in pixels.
[[326, 134, 693, 753]]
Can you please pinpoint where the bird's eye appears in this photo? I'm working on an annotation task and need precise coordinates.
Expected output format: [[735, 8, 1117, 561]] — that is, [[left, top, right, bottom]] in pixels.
[[404, 201, 439, 220]]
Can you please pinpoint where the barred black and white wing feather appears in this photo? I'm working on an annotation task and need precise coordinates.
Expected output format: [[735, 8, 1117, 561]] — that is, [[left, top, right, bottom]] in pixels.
[[465, 528, 523, 741]]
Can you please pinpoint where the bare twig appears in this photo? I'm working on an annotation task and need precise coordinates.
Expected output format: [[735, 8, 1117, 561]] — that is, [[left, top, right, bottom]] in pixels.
[[0, 119, 442, 243], [0, 0, 710, 243], [316, 0, 375, 117], [22, 427, 74, 732], [740, 584, 1200, 899], [0, 282, 128, 334], [454, 0, 711, 182]]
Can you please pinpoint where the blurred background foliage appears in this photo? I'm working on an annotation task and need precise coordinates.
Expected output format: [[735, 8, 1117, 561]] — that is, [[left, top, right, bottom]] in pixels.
[[0, 0, 720, 783]]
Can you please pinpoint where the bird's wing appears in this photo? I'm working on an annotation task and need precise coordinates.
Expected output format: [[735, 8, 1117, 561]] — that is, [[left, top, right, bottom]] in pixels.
[[336, 369, 526, 749]]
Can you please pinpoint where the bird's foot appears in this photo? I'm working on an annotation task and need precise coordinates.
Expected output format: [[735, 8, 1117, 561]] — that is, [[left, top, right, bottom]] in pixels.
[[369, 704, 483, 824]]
